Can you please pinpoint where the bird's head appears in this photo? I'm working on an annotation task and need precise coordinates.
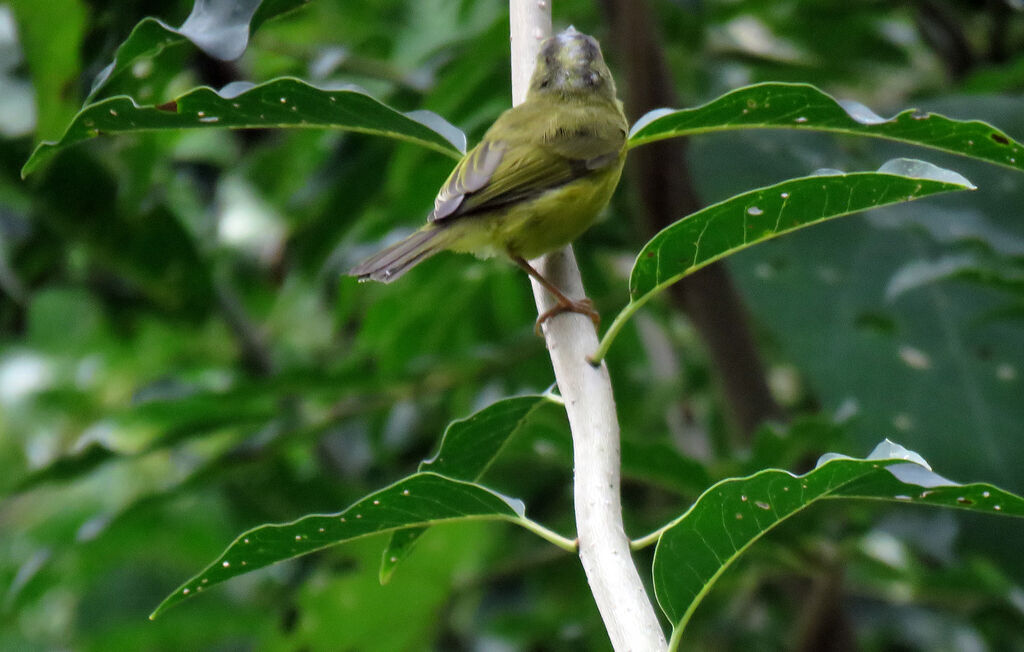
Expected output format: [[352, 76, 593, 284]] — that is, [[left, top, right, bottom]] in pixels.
[[529, 27, 617, 102]]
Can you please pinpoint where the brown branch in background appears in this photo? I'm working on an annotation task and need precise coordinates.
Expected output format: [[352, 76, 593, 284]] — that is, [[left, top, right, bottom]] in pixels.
[[793, 565, 856, 652], [600, 0, 783, 441], [598, 5, 857, 644], [987, 0, 1010, 64], [912, 0, 976, 80]]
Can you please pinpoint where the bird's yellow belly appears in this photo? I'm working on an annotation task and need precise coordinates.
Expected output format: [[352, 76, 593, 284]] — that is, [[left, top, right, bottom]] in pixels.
[[445, 159, 624, 261]]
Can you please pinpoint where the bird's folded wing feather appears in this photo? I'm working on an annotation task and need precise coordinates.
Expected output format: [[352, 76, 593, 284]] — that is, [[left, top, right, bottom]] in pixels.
[[429, 120, 623, 224]]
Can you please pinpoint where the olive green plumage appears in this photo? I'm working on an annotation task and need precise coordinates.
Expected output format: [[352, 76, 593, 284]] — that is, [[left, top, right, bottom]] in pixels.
[[349, 28, 628, 296]]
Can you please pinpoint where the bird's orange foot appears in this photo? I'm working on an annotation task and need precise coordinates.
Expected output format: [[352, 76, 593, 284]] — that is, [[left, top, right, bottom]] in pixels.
[[534, 298, 600, 337]]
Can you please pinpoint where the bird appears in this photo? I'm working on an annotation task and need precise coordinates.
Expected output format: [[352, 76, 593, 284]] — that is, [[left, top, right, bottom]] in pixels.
[[348, 27, 628, 334]]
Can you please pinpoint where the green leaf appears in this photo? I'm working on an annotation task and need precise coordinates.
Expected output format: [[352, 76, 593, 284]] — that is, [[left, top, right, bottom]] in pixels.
[[86, 0, 310, 102], [886, 254, 1024, 302], [651, 440, 1024, 647], [622, 441, 712, 497], [8, 0, 87, 140], [22, 77, 465, 177], [699, 95, 1024, 502], [8, 443, 115, 496], [628, 82, 1024, 173], [421, 394, 557, 480], [592, 159, 975, 361], [380, 394, 559, 582], [150, 472, 530, 619]]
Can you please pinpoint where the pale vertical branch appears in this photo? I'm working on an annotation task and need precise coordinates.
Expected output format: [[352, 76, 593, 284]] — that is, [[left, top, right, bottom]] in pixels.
[[508, 2, 667, 649]]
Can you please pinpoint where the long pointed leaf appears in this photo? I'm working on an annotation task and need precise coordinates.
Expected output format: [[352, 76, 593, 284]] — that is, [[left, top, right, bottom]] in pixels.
[[592, 159, 975, 361], [628, 82, 1024, 173], [652, 440, 1024, 648], [23, 77, 465, 177], [150, 472, 530, 619], [380, 394, 560, 582]]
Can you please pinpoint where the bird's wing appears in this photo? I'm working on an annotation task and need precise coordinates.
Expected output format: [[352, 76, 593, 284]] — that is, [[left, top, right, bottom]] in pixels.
[[429, 113, 623, 224], [430, 139, 508, 221]]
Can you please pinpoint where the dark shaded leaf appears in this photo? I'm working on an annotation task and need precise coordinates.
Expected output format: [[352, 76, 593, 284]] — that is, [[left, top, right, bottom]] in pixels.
[[622, 441, 712, 497], [420, 395, 555, 480], [28, 151, 215, 315], [86, 0, 310, 101], [380, 394, 557, 582], [886, 254, 1024, 301], [8, 443, 115, 495], [699, 95, 1024, 535]]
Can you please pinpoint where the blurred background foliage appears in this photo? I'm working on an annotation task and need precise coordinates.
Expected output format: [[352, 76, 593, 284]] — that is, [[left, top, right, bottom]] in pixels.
[[1, 0, 1024, 649]]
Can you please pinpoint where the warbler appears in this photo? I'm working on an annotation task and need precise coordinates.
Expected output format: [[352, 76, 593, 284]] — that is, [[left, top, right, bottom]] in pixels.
[[349, 27, 628, 332]]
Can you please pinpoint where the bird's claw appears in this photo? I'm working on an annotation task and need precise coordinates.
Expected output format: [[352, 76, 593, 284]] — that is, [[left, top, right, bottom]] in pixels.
[[534, 298, 600, 337]]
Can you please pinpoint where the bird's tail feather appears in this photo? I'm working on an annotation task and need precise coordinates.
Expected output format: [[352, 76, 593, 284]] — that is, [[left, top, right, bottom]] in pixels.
[[348, 226, 449, 283]]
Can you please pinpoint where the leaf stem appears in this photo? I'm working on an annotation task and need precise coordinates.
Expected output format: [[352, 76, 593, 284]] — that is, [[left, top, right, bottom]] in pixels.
[[590, 297, 645, 364], [630, 528, 665, 551], [515, 518, 578, 552]]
